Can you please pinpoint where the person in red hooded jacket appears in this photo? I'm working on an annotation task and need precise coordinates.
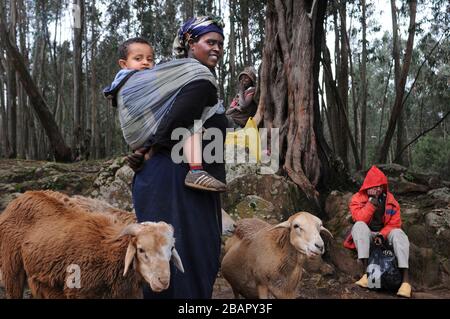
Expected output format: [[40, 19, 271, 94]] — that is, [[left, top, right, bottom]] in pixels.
[[343, 165, 412, 298]]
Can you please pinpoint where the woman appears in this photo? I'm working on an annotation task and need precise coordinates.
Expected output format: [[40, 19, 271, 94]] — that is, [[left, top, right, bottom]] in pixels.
[[131, 16, 227, 299], [226, 66, 258, 128]]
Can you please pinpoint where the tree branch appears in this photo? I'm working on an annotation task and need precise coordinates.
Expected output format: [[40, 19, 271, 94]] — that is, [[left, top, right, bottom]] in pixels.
[[394, 110, 450, 162], [400, 29, 449, 110]]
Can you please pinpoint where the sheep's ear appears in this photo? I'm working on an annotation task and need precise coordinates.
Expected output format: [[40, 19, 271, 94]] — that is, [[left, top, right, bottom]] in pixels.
[[171, 248, 185, 273], [120, 224, 142, 237], [320, 226, 334, 239], [270, 220, 291, 230], [123, 242, 136, 276]]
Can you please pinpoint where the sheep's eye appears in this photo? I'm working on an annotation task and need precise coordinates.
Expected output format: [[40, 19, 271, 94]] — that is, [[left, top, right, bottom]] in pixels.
[[294, 224, 300, 229], [138, 248, 145, 254]]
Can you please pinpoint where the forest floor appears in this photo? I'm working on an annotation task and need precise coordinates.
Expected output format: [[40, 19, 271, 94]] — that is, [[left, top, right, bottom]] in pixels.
[[1, 159, 450, 299]]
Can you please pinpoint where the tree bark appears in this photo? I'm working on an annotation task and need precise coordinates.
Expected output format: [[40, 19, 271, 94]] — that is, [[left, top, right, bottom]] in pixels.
[[240, 0, 252, 65], [377, 0, 417, 163], [360, 0, 368, 169], [6, 0, 17, 158], [254, 0, 329, 204], [90, 0, 99, 159], [0, 21, 72, 162], [337, 0, 349, 168], [73, 0, 84, 159]]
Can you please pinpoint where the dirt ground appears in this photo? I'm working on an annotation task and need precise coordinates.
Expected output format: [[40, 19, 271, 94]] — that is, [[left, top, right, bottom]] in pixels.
[[2, 271, 449, 299], [212, 270, 450, 299]]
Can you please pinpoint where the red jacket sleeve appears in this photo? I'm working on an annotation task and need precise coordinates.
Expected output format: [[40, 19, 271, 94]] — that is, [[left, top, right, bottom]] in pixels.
[[349, 193, 377, 224]]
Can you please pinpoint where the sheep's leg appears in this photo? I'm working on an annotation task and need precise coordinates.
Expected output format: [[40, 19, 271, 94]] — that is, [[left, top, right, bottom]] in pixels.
[[3, 254, 26, 298], [257, 285, 269, 299], [231, 287, 240, 299], [27, 278, 44, 298]]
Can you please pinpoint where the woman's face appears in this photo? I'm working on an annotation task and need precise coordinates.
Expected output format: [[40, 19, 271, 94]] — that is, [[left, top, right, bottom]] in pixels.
[[188, 32, 224, 69]]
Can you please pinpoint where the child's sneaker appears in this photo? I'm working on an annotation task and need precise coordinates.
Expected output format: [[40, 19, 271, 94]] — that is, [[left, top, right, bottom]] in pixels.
[[185, 170, 227, 192]]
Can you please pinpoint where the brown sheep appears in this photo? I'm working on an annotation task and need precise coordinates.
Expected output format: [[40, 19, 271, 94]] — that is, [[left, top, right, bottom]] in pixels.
[[0, 191, 184, 298], [221, 211, 333, 299], [68, 194, 235, 236]]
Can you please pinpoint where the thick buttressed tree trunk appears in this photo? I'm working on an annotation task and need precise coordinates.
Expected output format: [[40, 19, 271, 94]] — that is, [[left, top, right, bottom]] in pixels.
[[254, 0, 331, 205]]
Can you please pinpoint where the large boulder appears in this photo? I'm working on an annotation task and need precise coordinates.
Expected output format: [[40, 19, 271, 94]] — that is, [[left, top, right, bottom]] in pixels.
[[324, 190, 353, 237], [409, 243, 441, 288], [230, 195, 276, 221], [90, 158, 134, 211], [222, 173, 318, 221]]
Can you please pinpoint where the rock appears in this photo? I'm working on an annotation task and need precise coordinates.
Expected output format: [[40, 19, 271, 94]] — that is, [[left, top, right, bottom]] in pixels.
[[320, 263, 336, 277], [90, 158, 133, 211], [222, 173, 318, 221], [324, 191, 353, 238], [375, 163, 408, 176], [405, 171, 443, 189], [409, 243, 440, 288], [427, 188, 450, 204], [389, 179, 429, 195], [0, 192, 21, 212], [327, 241, 360, 278], [424, 209, 450, 231], [407, 225, 429, 248], [304, 256, 323, 273], [225, 162, 260, 184], [231, 195, 275, 220]]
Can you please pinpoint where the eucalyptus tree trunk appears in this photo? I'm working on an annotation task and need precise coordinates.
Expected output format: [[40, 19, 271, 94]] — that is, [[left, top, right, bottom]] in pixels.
[[73, 0, 84, 159], [360, 0, 368, 169], [378, 0, 417, 164], [0, 21, 72, 162], [337, 0, 349, 168], [6, 0, 17, 158]]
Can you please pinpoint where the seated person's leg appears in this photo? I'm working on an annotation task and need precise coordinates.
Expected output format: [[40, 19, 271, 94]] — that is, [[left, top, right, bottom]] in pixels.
[[388, 229, 411, 297], [351, 221, 372, 288]]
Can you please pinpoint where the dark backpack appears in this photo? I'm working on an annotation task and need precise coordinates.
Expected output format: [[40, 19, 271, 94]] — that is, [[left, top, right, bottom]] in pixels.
[[366, 242, 403, 291]]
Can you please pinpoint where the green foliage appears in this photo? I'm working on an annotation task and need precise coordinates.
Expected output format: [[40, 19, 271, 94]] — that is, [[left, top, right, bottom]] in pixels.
[[412, 135, 450, 178]]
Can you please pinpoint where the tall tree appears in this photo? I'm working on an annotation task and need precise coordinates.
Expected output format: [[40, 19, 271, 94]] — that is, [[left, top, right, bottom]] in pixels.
[[72, 0, 85, 159], [360, 0, 368, 169], [377, 0, 417, 163], [254, 0, 330, 204], [392, 0, 408, 166], [0, 21, 72, 162], [6, 0, 17, 158], [337, 0, 349, 168]]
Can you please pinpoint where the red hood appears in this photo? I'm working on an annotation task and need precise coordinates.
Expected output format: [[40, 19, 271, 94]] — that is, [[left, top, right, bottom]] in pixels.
[[359, 165, 388, 192]]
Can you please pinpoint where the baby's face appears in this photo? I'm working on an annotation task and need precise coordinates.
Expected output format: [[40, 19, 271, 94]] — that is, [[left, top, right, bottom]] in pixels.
[[121, 43, 154, 70]]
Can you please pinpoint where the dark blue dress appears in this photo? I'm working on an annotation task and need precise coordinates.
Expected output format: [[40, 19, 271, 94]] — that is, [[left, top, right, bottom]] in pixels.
[[132, 80, 226, 299]]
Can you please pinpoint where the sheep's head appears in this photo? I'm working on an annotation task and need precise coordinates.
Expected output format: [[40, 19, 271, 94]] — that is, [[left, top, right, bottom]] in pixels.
[[121, 222, 184, 292], [271, 212, 333, 257]]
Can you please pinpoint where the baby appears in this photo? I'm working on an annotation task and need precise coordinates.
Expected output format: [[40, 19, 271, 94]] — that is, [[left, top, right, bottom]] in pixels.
[[105, 37, 226, 192]]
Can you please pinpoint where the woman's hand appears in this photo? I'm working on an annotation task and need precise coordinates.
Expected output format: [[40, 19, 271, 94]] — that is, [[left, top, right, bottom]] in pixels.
[[126, 148, 146, 172]]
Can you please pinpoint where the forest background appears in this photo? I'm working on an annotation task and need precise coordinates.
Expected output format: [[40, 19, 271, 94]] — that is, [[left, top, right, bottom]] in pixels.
[[0, 0, 448, 197]]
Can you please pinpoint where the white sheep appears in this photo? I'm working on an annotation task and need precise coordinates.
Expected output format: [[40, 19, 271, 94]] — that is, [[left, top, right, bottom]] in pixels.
[[221, 211, 333, 299], [0, 190, 184, 298]]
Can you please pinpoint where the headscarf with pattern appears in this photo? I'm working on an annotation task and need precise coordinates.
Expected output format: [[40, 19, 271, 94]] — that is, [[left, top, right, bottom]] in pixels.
[[173, 16, 225, 58]]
